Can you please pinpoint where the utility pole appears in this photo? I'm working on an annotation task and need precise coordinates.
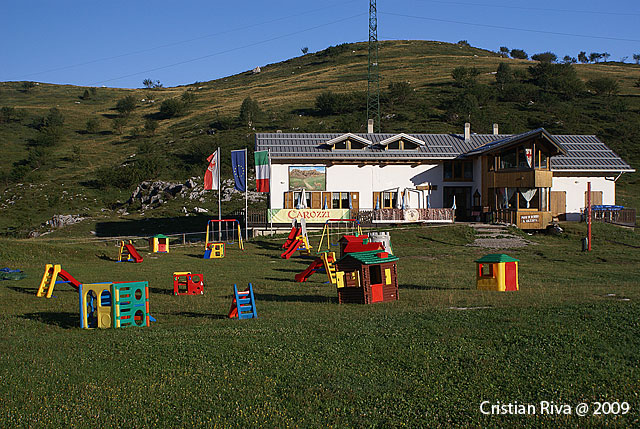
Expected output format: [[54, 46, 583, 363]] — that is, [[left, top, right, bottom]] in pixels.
[[367, 0, 380, 133]]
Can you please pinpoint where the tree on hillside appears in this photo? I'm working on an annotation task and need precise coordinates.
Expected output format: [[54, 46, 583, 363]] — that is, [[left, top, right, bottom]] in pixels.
[[21, 81, 36, 93], [143, 78, 154, 89], [451, 66, 480, 88], [301, 47, 309, 54], [159, 98, 186, 118], [587, 77, 620, 96], [144, 118, 158, 135], [589, 52, 603, 63], [578, 51, 588, 63], [239, 96, 262, 126], [457, 40, 470, 47], [112, 117, 128, 135], [531, 52, 557, 63], [499, 46, 509, 57], [562, 55, 577, 64], [85, 118, 100, 134], [528, 63, 584, 99], [387, 81, 413, 105], [634, 54, 640, 64], [116, 95, 137, 117], [602, 52, 611, 62], [510, 49, 528, 60], [495, 63, 513, 91], [35, 108, 65, 146]]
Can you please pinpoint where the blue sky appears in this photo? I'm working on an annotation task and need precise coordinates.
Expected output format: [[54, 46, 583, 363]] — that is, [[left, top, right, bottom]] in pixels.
[[2, 0, 638, 88]]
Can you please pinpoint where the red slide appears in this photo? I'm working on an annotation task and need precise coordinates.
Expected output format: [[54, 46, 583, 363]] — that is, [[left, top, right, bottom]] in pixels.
[[125, 244, 144, 263], [295, 258, 324, 282], [282, 227, 300, 249], [57, 269, 81, 291], [280, 240, 300, 259]]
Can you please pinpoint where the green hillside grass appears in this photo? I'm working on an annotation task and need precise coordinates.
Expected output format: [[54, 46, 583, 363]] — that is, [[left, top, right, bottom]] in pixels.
[[1, 40, 639, 236], [1, 222, 639, 426]]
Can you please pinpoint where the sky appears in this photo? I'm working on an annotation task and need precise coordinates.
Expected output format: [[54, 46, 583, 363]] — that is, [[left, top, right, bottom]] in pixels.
[[2, 0, 639, 88]]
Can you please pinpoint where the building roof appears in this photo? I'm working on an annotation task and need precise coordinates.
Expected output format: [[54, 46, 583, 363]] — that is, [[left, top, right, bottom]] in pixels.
[[475, 254, 519, 263], [338, 250, 399, 265], [255, 129, 634, 173]]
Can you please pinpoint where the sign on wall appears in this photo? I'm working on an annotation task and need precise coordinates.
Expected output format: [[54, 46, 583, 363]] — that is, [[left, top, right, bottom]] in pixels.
[[288, 166, 326, 191], [268, 209, 350, 223]]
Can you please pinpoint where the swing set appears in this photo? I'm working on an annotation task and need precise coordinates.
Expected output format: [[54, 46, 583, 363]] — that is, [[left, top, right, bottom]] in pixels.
[[317, 218, 362, 253], [204, 219, 244, 259]]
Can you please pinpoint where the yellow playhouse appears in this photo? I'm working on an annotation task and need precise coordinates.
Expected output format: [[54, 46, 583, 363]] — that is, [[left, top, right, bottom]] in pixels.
[[475, 254, 519, 292], [149, 234, 169, 253]]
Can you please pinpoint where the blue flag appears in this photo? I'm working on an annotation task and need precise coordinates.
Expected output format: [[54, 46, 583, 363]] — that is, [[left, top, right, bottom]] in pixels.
[[231, 149, 246, 192]]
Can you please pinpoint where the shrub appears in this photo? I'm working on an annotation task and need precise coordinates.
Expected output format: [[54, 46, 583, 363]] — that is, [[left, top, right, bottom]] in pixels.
[[112, 117, 128, 135], [587, 77, 620, 96], [531, 52, 557, 63], [181, 90, 196, 105], [239, 96, 262, 125], [510, 49, 528, 60], [159, 98, 186, 118], [86, 118, 100, 134], [387, 81, 413, 105], [116, 95, 137, 116], [451, 66, 480, 88], [144, 118, 158, 135]]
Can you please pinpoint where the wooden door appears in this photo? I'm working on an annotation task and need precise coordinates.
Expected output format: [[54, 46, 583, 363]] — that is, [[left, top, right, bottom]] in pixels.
[[350, 192, 359, 211], [311, 192, 321, 209], [550, 191, 566, 218], [284, 192, 293, 209], [584, 191, 603, 206]]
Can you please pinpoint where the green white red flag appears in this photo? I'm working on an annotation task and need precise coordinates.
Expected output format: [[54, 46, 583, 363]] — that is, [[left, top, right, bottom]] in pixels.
[[254, 150, 270, 192]]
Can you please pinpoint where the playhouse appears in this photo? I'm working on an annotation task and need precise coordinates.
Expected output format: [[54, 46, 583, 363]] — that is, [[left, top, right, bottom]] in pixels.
[[475, 254, 519, 291], [79, 281, 151, 329], [149, 234, 169, 253], [338, 235, 384, 258], [335, 250, 399, 304]]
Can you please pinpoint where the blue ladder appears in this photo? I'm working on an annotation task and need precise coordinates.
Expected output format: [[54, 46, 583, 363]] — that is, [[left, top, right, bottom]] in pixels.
[[233, 283, 257, 319]]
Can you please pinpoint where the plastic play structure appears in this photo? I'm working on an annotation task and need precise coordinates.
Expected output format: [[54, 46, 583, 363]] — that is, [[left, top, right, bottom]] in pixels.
[[280, 219, 312, 259], [295, 251, 338, 283], [173, 272, 204, 295], [228, 284, 258, 319], [335, 250, 400, 304], [317, 219, 362, 253], [338, 235, 384, 258], [475, 254, 519, 291], [118, 240, 143, 263], [204, 219, 244, 259], [149, 234, 169, 253], [37, 264, 81, 298], [79, 281, 151, 329]]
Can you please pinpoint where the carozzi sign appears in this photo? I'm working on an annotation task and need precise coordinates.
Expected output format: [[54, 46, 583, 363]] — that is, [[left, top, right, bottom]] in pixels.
[[268, 209, 350, 223]]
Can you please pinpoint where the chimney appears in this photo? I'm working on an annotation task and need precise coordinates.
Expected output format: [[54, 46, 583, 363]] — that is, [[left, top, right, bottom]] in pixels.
[[492, 123, 499, 136], [464, 122, 471, 142], [367, 119, 374, 134]]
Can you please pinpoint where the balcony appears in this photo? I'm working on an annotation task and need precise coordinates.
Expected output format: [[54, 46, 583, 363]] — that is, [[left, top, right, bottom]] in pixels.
[[487, 169, 553, 189]]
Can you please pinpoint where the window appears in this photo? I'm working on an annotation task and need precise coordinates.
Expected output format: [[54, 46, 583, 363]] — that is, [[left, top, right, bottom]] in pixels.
[[518, 190, 540, 210], [518, 148, 530, 169], [332, 192, 351, 209], [479, 263, 494, 278], [369, 265, 383, 285], [293, 191, 312, 208], [500, 149, 517, 169], [443, 161, 473, 181], [386, 139, 419, 150], [538, 150, 548, 169], [382, 191, 398, 208], [332, 139, 366, 150]]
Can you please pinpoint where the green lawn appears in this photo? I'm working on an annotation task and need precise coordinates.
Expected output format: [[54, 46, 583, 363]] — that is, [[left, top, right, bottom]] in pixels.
[[0, 222, 639, 427]]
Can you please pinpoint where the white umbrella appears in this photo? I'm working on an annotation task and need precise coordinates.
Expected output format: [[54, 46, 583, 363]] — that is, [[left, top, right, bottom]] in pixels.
[[300, 188, 307, 209], [452, 195, 457, 210]]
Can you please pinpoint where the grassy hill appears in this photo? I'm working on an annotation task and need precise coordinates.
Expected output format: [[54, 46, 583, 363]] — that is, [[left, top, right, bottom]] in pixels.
[[1, 40, 639, 236]]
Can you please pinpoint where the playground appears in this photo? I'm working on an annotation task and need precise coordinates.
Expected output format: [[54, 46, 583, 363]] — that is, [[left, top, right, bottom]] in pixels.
[[0, 221, 639, 426]]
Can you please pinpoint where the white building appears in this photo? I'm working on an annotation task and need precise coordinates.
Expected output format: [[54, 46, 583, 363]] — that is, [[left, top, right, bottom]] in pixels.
[[255, 125, 634, 229]]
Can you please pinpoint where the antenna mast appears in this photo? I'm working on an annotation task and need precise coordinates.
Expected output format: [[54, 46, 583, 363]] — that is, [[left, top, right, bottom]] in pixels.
[[367, 0, 380, 133]]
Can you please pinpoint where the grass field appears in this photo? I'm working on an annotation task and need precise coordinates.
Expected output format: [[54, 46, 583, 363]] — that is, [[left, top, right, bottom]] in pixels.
[[1, 221, 639, 427]]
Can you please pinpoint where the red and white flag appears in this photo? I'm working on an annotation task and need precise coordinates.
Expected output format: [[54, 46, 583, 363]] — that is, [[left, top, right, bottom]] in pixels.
[[254, 150, 270, 192], [204, 150, 219, 190]]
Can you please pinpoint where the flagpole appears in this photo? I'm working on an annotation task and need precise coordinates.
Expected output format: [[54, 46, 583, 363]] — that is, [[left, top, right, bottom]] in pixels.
[[268, 148, 273, 233], [217, 147, 221, 222], [244, 148, 248, 241]]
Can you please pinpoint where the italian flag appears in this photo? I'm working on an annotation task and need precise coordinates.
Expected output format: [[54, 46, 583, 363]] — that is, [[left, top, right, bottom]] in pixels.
[[255, 150, 270, 193]]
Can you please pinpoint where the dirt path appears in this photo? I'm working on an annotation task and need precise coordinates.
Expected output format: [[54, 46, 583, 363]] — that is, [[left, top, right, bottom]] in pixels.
[[466, 223, 533, 249]]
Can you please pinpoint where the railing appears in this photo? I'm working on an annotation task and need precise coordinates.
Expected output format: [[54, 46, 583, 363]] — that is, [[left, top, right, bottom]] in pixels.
[[495, 209, 517, 225], [366, 208, 455, 223], [231, 209, 267, 226], [587, 207, 636, 227]]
